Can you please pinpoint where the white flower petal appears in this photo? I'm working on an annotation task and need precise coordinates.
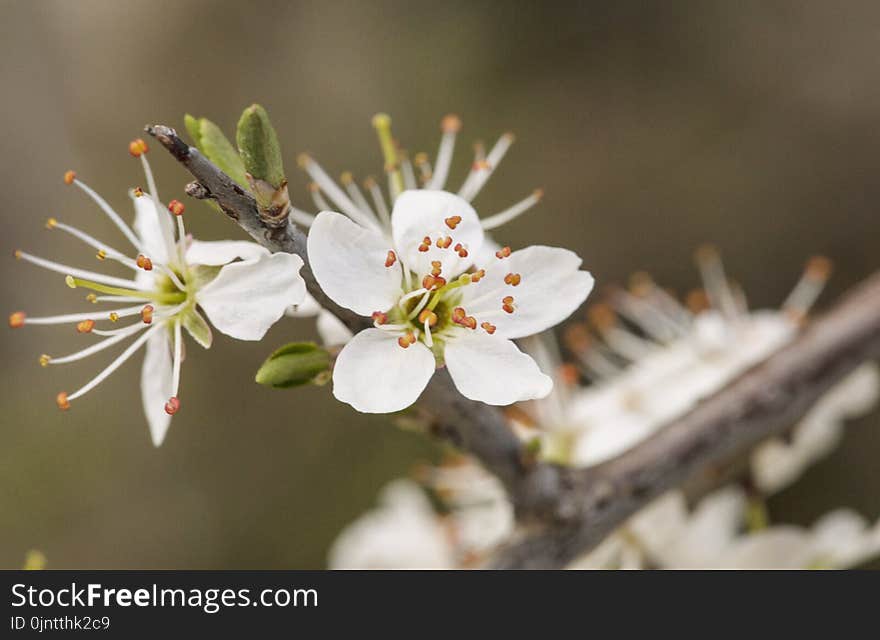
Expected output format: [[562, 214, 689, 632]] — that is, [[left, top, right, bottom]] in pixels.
[[185, 240, 269, 266], [132, 191, 174, 265], [444, 332, 553, 405], [317, 310, 354, 346], [197, 252, 306, 341], [461, 245, 594, 339], [308, 211, 403, 316], [285, 292, 322, 318], [391, 190, 483, 278], [141, 330, 173, 447], [332, 328, 435, 413]]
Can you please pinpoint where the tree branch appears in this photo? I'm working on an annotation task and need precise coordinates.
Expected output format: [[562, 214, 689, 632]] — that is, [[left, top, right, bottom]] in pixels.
[[147, 124, 880, 569], [491, 271, 880, 568]]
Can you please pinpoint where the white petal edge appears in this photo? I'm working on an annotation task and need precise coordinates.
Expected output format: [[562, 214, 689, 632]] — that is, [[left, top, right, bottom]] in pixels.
[[198, 252, 306, 341], [132, 191, 174, 265], [391, 190, 484, 278], [307, 211, 403, 317], [462, 245, 594, 339], [444, 331, 553, 405], [186, 240, 269, 266], [141, 330, 173, 447], [332, 328, 436, 413]]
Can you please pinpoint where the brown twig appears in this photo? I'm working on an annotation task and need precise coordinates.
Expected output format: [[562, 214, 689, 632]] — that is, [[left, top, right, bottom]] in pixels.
[[146, 124, 880, 569]]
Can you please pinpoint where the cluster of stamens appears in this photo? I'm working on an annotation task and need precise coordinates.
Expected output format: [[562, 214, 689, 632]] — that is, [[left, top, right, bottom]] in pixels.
[[9, 138, 193, 419], [558, 247, 833, 383]]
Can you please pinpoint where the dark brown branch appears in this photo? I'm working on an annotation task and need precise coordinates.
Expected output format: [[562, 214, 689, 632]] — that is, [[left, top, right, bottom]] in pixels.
[[491, 271, 880, 568], [147, 124, 880, 569], [145, 125, 545, 505]]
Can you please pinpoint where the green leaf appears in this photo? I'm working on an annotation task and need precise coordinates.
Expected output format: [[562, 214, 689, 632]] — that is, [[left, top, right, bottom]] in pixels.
[[255, 342, 331, 389], [184, 114, 248, 188], [184, 114, 203, 148], [236, 104, 285, 190]]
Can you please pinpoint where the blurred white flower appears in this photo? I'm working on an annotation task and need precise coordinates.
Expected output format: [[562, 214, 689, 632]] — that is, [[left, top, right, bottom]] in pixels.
[[9, 140, 306, 445], [307, 190, 592, 413], [517, 248, 878, 491], [328, 480, 455, 569], [572, 488, 880, 570], [328, 459, 512, 569]]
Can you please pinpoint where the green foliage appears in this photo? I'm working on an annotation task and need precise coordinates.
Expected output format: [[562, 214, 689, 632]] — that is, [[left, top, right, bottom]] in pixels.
[[255, 342, 331, 389], [184, 113, 248, 188], [236, 104, 285, 189]]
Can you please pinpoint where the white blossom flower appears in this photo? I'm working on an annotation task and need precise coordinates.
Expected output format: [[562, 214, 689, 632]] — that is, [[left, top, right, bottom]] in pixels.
[[307, 191, 593, 412], [328, 459, 512, 569], [9, 139, 306, 445], [284, 113, 550, 346]]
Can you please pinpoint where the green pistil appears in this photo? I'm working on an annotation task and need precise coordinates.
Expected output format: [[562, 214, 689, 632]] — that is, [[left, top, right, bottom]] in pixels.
[[427, 274, 471, 311], [65, 276, 187, 305]]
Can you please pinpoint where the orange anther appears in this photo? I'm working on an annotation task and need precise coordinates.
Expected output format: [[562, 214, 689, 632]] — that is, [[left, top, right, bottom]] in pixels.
[[422, 275, 446, 291], [133, 186, 144, 197], [806, 256, 833, 281], [504, 273, 521, 286], [63, 170, 76, 185], [141, 305, 154, 324], [371, 311, 388, 325], [56, 391, 70, 411], [481, 321, 496, 335], [8, 311, 25, 328], [136, 255, 153, 271], [168, 199, 185, 216], [441, 114, 462, 133], [559, 363, 579, 385], [418, 309, 438, 327], [495, 246, 512, 259], [164, 396, 180, 415], [430, 261, 442, 277], [76, 319, 95, 334], [397, 331, 416, 349], [686, 289, 710, 314], [385, 251, 397, 268], [502, 295, 515, 314], [445, 216, 462, 229], [128, 138, 149, 157], [470, 269, 486, 283], [436, 236, 453, 249]]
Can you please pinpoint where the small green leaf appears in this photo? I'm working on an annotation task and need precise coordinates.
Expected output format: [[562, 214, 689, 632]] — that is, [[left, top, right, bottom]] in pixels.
[[255, 342, 331, 389], [184, 114, 203, 148], [184, 114, 248, 188], [236, 104, 285, 191]]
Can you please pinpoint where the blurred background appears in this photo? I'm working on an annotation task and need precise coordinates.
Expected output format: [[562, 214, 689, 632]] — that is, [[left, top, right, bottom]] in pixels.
[[2, 0, 879, 568]]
